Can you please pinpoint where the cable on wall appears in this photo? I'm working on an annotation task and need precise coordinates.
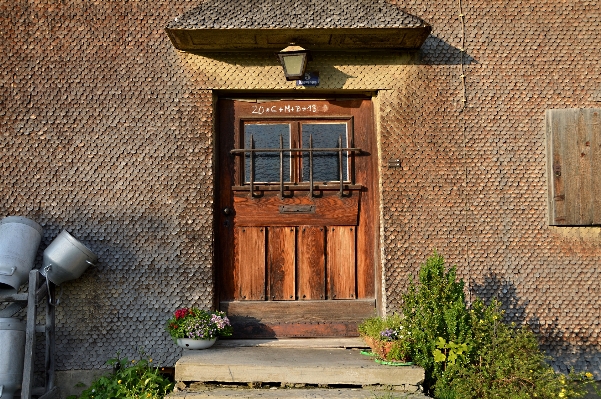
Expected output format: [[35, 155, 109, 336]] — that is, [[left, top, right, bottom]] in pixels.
[[458, 0, 472, 302]]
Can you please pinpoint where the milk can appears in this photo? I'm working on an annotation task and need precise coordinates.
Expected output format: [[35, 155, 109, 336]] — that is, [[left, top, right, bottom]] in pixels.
[[40, 230, 97, 286], [0, 216, 43, 291], [0, 318, 26, 399]]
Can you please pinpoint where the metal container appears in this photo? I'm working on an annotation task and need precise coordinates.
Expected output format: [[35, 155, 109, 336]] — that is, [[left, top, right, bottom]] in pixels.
[[0, 318, 26, 399], [40, 230, 97, 286], [0, 217, 43, 291]]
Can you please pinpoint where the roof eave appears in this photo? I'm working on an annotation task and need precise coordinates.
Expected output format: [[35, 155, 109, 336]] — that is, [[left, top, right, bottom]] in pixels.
[[165, 27, 432, 52]]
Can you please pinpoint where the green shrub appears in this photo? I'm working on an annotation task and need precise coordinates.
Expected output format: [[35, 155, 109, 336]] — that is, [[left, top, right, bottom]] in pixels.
[[398, 252, 594, 399], [400, 252, 472, 394], [69, 352, 173, 399], [446, 299, 590, 399]]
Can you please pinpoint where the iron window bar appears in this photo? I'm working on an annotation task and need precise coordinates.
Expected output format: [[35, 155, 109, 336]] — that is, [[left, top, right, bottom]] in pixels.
[[231, 134, 362, 198]]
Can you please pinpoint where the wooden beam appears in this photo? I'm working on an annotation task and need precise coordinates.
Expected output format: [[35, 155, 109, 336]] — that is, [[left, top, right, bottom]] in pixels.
[[22, 270, 39, 399], [221, 299, 375, 322]]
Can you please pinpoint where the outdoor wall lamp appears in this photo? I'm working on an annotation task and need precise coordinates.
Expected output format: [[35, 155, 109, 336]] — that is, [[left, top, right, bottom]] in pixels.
[[277, 44, 310, 81]]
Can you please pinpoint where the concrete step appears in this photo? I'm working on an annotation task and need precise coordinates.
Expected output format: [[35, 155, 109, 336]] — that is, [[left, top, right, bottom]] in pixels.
[[172, 339, 425, 396], [168, 386, 429, 399]]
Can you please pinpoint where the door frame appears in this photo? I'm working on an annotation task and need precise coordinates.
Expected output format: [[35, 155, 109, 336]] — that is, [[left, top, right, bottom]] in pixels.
[[212, 92, 384, 330]]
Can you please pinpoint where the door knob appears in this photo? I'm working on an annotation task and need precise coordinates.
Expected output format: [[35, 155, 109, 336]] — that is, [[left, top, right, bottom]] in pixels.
[[223, 207, 232, 216]]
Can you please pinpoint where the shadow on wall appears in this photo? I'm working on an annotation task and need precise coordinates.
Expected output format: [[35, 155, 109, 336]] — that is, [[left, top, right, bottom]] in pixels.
[[27, 206, 198, 368], [470, 272, 527, 325], [190, 35, 477, 68], [471, 272, 601, 377], [228, 315, 276, 338], [537, 323, 601, 378], [418, 35, 477, 65]]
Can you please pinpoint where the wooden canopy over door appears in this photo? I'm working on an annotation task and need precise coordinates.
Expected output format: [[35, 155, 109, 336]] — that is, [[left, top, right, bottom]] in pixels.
[[216, 97, 378, 338]]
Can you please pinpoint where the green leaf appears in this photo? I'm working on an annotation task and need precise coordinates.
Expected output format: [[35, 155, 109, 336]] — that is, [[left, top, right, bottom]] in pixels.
[[435, 337, 447, 349], [433, 349, 446, 363], [447, 351, 458, 365], [456, 343, 468, 354]]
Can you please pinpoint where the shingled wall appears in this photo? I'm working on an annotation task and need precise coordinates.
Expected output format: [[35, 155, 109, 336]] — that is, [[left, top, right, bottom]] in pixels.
[[1, 0, 601, 375]]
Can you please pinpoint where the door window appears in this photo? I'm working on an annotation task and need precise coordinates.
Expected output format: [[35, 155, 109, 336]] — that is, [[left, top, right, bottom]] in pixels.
[[240, 120, 352, 187], [244, 123, 291, 183], [301, 123, 348, 183]]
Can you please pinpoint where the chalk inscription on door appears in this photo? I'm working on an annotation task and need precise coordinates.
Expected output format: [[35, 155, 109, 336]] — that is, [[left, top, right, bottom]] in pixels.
[[251, 103, 326, 115]]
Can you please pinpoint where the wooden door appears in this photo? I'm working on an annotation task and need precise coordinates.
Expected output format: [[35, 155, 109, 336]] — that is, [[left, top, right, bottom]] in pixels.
[[216, 97, 378, 338]]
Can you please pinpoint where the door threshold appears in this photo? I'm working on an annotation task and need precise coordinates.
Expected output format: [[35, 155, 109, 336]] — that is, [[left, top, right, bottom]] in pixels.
[[216, 337, 368, 349], [174, 345, 424, 390]]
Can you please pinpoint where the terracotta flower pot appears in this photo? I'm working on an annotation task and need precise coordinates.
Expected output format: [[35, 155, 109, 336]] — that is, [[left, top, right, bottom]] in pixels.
[[362, 335, 410, 362]]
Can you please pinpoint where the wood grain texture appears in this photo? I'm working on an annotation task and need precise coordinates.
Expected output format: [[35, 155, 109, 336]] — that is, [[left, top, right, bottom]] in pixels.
[[229, 321, 362, 338], [221, 299, 375, 322], [45, 281, 56, 392], [237, 227, 266, 300], [353, 99, 376, 298], [578, 111, 593, 223], [564, 110, 580, 223], [234, 192, 360, 226], [216, 98, 237, 301], [22, 271, 39, 399], [268, 227, 296, 300], [327, 226, 356, 299], [297, 226, 326, 300], [546, 108, 601, 225], [223, 298, 375, 338], [592, 111, 601, 224], [546, 109, 563, 225]]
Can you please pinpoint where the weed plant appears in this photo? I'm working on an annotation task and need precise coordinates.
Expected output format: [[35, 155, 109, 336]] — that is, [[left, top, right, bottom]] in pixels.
[[68, 352, 173, 399]]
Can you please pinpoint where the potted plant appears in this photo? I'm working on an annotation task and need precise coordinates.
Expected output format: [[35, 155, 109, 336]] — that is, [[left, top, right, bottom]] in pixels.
[[358, 315, 412, 364], [166, 307, 233, 349]]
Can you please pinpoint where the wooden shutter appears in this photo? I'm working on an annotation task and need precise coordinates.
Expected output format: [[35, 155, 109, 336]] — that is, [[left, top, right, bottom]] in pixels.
[[546, 108, 601, 225]]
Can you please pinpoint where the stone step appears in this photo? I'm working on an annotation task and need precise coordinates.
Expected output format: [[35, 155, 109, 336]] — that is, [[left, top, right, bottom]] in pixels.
[[172, 339, 425, 396], [168, 386, 429, 399]]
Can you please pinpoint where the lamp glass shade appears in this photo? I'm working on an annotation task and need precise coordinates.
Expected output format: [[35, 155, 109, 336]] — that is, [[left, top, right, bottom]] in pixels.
[[278, 46, 309, 81]]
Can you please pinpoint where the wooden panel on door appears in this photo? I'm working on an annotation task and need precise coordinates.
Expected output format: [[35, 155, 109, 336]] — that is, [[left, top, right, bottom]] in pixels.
[[236, 227, 266, 300], [297, 226, 326, 300], [327, 226, 356, 299], [268, 227, 296, 301], [234, 193, 359, 227]]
